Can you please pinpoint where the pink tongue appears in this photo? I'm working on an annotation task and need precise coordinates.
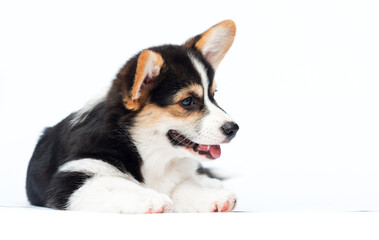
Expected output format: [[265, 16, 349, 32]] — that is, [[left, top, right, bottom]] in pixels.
[[197, 145, 221, 159]]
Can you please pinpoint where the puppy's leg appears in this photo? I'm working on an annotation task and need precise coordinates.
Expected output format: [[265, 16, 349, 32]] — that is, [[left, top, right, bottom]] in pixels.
[[171, 178, 237, 213], [197, 173, 224, 189], [66, 174, 172, 214], [47, 159, 172, 214]]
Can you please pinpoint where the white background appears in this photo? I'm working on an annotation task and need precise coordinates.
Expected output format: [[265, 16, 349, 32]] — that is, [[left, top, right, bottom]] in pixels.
[[1, 0, 378, 212]]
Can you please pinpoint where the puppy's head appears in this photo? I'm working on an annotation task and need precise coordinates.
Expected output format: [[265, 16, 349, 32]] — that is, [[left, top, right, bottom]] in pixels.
[[118, 20, 239, 161]]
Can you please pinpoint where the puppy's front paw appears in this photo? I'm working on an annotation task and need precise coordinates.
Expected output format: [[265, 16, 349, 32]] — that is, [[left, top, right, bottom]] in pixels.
[[206, 190, 237, 212], [137, 193, 172, 213], [115, 189, 173, 214], [173, 189, 237, 213], [141, 192, 173, 214], [209, 195, 237, 212]]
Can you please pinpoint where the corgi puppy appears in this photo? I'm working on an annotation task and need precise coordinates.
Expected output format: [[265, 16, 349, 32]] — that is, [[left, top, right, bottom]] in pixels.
[[26, 20, 239, 213]]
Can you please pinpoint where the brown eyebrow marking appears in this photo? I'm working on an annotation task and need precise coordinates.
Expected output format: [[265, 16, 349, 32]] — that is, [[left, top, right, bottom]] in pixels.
[[210, 79, 217, 96], [173, 84, 203, 103]]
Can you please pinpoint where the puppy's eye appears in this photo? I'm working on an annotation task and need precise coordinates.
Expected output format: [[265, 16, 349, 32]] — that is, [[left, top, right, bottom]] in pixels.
[[180, 96, 194, 107]]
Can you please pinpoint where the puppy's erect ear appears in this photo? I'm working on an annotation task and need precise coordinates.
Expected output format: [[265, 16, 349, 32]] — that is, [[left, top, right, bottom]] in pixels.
[[123, 50, 164, 110], [184, 20, 236, 69]]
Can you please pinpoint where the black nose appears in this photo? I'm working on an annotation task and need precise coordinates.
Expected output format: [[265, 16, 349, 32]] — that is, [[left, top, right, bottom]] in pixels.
[[221, 122, 239, 140]]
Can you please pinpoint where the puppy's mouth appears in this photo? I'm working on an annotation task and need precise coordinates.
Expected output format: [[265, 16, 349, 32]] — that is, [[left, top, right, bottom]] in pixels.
[[167, 130, 221, 160]]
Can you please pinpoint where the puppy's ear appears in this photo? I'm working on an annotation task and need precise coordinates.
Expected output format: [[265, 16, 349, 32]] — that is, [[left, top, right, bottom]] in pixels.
[[123, 50, 164, 111], [184, 20, 236, 69]]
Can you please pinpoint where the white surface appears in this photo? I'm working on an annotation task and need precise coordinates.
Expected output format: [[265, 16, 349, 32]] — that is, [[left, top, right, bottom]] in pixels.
[[1, 0, 379, 212], [1, 207, 378, 240]]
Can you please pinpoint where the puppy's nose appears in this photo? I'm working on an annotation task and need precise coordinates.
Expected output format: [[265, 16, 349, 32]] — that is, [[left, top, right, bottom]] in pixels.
[[221, 122, 239, 140]]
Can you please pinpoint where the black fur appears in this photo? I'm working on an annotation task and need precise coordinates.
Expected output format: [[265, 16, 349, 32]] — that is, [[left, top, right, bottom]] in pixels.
[[26, 44, 216, 208], [46, 171, 91, 209], [197, 166, 227, 181], [148, 45, 214, 107], [26, 100, 144, 207]]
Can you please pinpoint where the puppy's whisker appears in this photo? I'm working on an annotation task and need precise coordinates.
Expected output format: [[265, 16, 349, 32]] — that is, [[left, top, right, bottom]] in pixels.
[[176, 137, 188, 146], [170, 134, 182, 144]]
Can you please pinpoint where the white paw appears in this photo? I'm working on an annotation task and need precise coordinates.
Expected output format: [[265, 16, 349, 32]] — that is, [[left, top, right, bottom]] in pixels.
[[200, 189, 237, 212], [121, 190, 173, 214], [209, 193, 237, 212], [173, 188, 237, 213]]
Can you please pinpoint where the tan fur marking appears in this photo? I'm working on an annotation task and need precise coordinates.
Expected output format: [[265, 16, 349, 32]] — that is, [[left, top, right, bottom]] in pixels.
[[210, 80, 217, 96], [124, 50, 164, 111], [167, 105, 199, 118], [133, 104, 165, 128], [173, 84, 203, 103], [134, 103, 203, 129], [125, 99, 140, 111]]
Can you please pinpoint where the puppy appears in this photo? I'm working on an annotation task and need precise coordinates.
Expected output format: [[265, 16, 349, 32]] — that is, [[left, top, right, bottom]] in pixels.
[[26, 20, 239, 213]]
